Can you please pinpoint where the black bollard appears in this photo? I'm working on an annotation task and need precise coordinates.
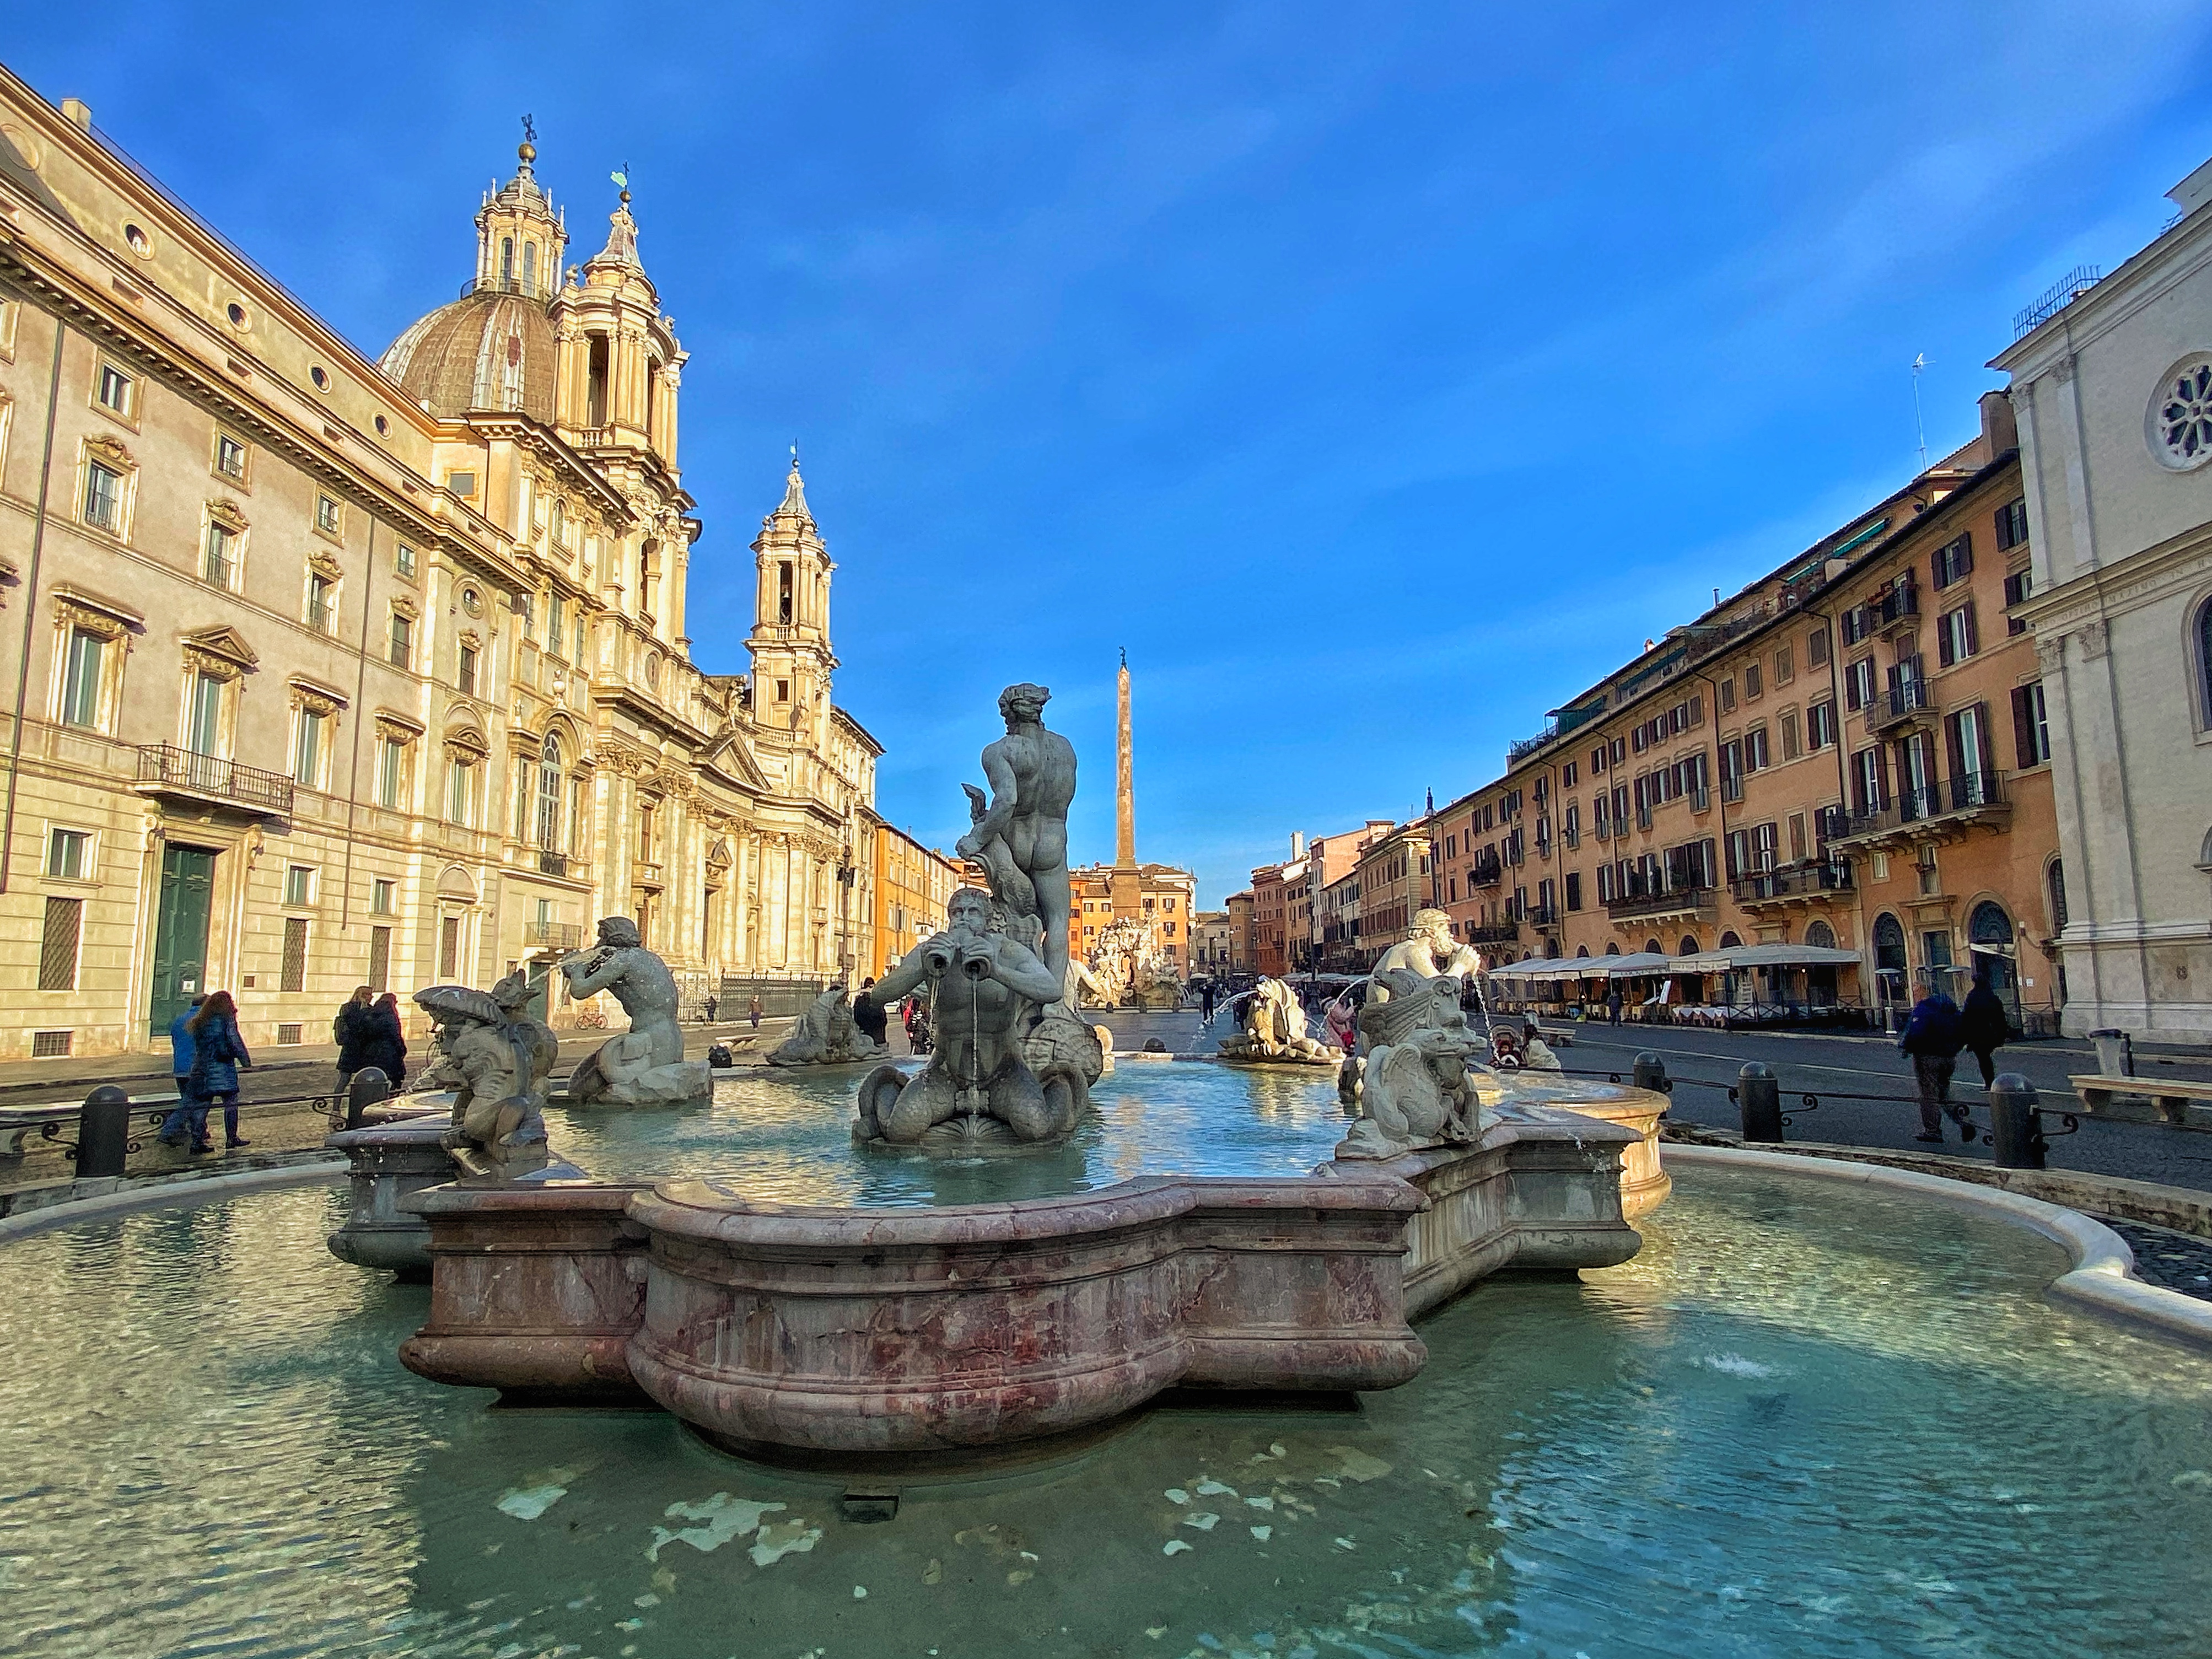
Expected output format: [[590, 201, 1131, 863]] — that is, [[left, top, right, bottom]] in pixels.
[[1989, 1073, 2045, 1170], [1633, 1052, 1669, 1094], [345, 1066, 392, 1130], [1737, 1061, 1783, 1143], [78, 1085, 133, 1178]]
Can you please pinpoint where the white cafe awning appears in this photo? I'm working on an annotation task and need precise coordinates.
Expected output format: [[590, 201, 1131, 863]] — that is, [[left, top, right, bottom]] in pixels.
[[1674, 944, 1864, 972]]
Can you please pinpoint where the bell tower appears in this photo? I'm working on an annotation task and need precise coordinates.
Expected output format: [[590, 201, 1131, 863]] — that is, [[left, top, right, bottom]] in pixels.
[[552, 173, 684, 461], [747, 456, 837, 739]]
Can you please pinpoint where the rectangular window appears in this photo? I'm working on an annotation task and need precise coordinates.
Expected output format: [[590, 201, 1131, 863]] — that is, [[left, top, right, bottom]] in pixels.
[[283, 864, 314, 906], [1745, 725, 1770, 770], [1937, 603, 1978, 666], [375, 737, 405, 809], [292, 707, 323, 787], [1788, 812, 1807, 862], [96, 362, 133, 415], [1775, 644, 1794, 685], [1719, 677, 1736, 713], [548, 594, 566, 657], [39, 896, 82, 991], [1745, 663, 1762, 700], [1845, 656, 1876, 710], [1933, 532, 1973, 589], [1565, 871, 1583, 911], [307, 572, 337, 633], [447, 470, 477, 499], [204, 521, 237, 587], [2012, 681, 2052, 767], [83, 461, 123, 532], [370, 876, 396, 915], [1781, 709, 1801, 760], [447, 758, 475, 825], [368, 925, 391, 992], [46, 827, 89, 880], [1808, 624, 1831, 668], [59, 629, 104, 728], [396, 543, 417, 580], [439, 915, 461, 977], [186, 670, 223, 756], [216, 433, 247, 480], [281, 915, 308, 993], [316, 494, 341, 535], [1995, 498, 2028, 551], [458, 644, 478, 696], [388, 612, 413, 669], [1808, 700, 1837, 749], [2003, 569, 2032, 634]]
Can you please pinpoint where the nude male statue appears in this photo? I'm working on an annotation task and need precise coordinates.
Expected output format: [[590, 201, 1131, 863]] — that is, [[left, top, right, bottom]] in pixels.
[[1369, 908, 1483, 1002], [558, 915, 706, 1105], [955, 683, 1077, 991], [857, 886, 1073, 1144]]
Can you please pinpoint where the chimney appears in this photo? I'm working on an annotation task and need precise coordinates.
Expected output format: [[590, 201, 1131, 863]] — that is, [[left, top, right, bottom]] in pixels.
[[60, 99, 92, 132], [1979, 389, 2018, 457], [1289, 831, 1306, 860]]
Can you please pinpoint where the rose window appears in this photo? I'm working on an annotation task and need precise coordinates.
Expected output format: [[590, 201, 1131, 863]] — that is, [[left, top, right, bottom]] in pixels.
[[2152, 358, 2212, 470]]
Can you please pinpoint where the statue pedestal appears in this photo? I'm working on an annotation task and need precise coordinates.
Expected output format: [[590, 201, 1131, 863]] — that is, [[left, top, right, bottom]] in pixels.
[[324, 1113, 451, 1277]]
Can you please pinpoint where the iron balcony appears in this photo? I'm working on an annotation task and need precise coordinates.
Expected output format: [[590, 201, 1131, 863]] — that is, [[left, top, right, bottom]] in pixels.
[[1730, 861, 1854, 908], [1830, 771, 2010, 850], [134, 744, 293, 817], [1605, 884, 1717, 922], [1464, 922, 1520, 944], [1865, 678, 1935, 734]]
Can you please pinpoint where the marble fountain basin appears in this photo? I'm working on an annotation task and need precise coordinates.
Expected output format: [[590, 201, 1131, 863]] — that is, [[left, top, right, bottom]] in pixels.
[[389, 1059, 1663, 1462]]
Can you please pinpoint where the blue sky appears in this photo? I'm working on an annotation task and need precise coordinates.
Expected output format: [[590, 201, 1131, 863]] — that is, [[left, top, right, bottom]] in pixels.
[[13, 4, 2212, 903]]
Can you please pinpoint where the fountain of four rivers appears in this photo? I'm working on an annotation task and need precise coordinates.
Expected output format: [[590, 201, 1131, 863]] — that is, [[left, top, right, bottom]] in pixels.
[[4, 686, 2211, 1657]]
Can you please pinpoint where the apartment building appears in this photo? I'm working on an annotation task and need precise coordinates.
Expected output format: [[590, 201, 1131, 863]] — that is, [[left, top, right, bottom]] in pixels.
[[1349, 823, 1430, 972], [1431, 392, 2060, 1026], [869, 823, 961, 980], [1225, 889, 1255, 973]]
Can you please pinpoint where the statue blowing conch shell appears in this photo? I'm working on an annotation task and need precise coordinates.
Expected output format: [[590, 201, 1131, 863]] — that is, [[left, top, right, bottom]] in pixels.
[[1335, 968, 1495, 1159]]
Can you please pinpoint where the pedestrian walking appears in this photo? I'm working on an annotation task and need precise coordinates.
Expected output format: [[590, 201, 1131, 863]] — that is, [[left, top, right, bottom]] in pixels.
[[1199, 980, 1217, 1024], [1960, 970, 2010, 1089], [748, 992, 764, 1031], [332, 985, 375, 1094], [184, 990, 254, 1152], [703, 993, 719, 1022], [359, 992, 408, 1091], [1606, 988, 1624, 1026], [158, 994, 207, 1146], [853, 978, 889, 1049], [1899, 977, 1968, 1143]]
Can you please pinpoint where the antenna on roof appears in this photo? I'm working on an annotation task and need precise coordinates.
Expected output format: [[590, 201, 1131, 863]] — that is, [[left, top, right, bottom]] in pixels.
[[1911, 353, 1930, 472]]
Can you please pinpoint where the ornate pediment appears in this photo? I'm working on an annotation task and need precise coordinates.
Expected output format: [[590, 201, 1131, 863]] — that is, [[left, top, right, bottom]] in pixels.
[[83, 433, 134, 469], [306, 546, 345, 581], [181, 624, 257, 676], [207, 498, 248, 533], [51, 583, 143, 639], [699, 729, 772, 793], [288, 674, 349, 716]]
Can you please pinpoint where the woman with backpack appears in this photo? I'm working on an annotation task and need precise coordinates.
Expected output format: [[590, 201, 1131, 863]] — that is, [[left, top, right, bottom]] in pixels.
[[185, 990, 254, 1153]]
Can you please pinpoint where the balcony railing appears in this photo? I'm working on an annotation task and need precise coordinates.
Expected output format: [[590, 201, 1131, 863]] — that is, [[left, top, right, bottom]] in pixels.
[[524, 918, 582, 951], [1866, 678, 1934, 734], [1605, 884, 1716, 920], [1730, 861, 1854, 906], [202, 552, 235, 588], [1507, 725, 1558, 765], [1468, 856, 1503, 888], [1465, 922, 1520, 944], [539, 849, 569, 877], [1834, 772, 2009, 843], [461, 274, 557, 302], [1526, 903, 1560, 927], [134, 744, 293, 816]]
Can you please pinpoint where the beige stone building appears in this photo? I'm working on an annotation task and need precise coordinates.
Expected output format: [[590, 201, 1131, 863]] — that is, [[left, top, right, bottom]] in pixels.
[[0, 77, 881, 1058], [869, 823, 961, 982]]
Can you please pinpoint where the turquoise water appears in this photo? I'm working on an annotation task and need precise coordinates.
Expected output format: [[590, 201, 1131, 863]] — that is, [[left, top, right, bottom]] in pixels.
[[4, 1165, 2210, 1657], [539, 1061, 1352, 1205]]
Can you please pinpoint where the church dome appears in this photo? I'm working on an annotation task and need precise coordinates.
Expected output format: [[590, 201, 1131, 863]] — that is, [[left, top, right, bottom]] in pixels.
[[378, 289, 557, 422]]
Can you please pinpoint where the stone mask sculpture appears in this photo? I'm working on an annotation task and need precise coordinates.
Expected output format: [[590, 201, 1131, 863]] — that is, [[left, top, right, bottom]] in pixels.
[[766, 983, 887, 1066], [415, 972, 559, 1179], [559, 917, 712, 1106]]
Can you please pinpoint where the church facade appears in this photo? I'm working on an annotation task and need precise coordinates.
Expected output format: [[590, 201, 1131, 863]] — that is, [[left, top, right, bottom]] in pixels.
[[0, 71, 879, 1058]]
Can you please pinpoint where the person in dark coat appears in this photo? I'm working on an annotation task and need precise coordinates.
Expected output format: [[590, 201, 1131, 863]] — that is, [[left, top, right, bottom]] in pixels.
[[333, 985, 375, 1094], [1899, 978, 1968, 1143], [852, 978, 889, 1048], [159, 994, 207, 1146], [185, 990, 253, 1152], [1960, 971, 2010, 1089], [356, 992, 408, 1090]]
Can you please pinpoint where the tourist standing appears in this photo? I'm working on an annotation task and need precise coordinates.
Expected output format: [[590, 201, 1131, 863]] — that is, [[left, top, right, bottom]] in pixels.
[[332, 985, 375, 1094], [748, 992, 764, 1031], [703, 993, 719, 1023], [1606, 987, 1624, 1026], [185, 990, 253, 1152], [1199, 980, 1217, 1024], [158, 994, 207, 1146], [1899, 978, 1968, 1143], [359, 992, 408, 1091], [853, 979, 888, 1049], [1960, 971, 2010, 1089]]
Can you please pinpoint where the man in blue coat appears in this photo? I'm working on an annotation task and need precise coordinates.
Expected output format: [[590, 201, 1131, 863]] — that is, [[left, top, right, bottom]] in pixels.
[[1899, 976, 1968, 1143], [158, 994, 207, 1146]]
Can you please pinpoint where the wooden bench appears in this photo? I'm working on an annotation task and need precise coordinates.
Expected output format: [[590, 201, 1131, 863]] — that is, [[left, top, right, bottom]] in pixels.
[[2068, 1074, 2212, 1132]]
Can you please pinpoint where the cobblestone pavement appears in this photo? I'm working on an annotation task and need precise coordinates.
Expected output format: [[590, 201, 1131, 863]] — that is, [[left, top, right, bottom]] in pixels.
[[2101, 1218, 2212, 1301]]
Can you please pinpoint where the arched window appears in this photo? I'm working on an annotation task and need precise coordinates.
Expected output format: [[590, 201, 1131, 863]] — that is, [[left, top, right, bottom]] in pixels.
[[523, 241, 537, 292], [548, 498, 565, 548], [1969, 901, 2017, 997], [1575, 944, 1590, 957], [535, 734, 563, 850], [1644, 938, 1664, 955], [1719, 930, 1743, 949], [1605, 941, 1621, 954], [2048, 858, 2070, 931], [500, 236, 514, 283], [1873, 912, 1907, 1003], [1805, 919, 1837, 948], [2200, 598, 2212, 726], [1679, 934, 1700, 957]]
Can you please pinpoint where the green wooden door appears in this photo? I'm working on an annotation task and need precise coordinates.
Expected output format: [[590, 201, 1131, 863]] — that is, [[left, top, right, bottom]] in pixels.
[[149, 845, 216, 1037]]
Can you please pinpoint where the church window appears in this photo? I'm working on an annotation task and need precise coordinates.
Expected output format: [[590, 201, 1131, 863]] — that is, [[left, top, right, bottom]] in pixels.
[[500, 236, 514, 284], [776, 679, 789, 702], [586, 334, 609, 426], [522, 241, 537, 293], [536, 735, 563, 850], [778, 562, 794, 624]]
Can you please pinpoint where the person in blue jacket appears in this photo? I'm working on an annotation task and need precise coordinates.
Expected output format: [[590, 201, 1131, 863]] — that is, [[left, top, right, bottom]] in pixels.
[[1899, 976, 1968, 1143], [157, 994, 208, 1146], [182, 990, 254, 1153]]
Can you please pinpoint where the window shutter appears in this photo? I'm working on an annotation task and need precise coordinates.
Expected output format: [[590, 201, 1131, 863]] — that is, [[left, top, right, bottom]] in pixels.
[[2010, 687, 2036, 769], [1963, 601, 1979, 655], [1938, 617, 1955, 668], [39, 897, 82, 991]]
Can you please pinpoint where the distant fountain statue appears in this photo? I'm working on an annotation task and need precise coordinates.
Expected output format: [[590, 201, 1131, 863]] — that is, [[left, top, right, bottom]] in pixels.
[[558, 917, 712, 1106], [766, 983, 889, 1066], [1083, 914, 1182, 1011], [1217, 977, 1339, 1066]]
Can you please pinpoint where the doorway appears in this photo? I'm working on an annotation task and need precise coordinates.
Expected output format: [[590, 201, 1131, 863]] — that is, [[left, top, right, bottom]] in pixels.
[[149, 844, 217, 1037]]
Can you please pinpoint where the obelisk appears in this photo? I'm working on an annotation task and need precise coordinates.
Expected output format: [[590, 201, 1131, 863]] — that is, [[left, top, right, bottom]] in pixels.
[[1111, 650, 1142, 915]]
